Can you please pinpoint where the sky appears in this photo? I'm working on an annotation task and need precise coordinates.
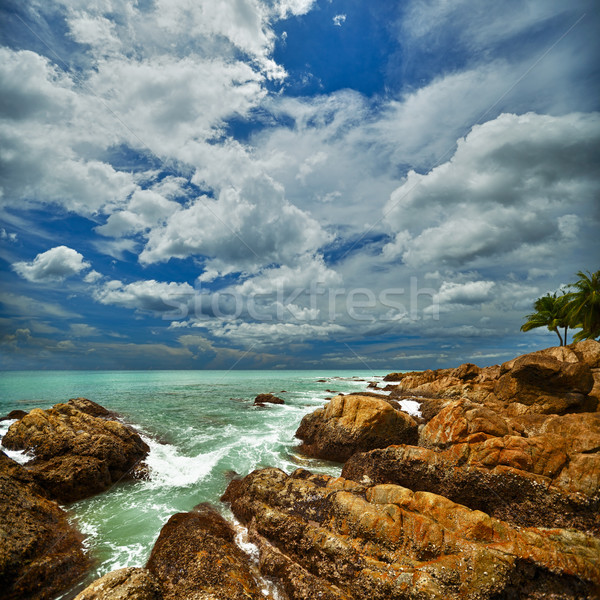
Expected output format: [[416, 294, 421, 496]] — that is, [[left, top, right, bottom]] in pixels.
[[0, 0, 599, 371]]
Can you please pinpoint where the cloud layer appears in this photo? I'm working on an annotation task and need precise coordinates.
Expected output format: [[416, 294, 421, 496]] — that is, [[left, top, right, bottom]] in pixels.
[[1, 0, 599, 369]]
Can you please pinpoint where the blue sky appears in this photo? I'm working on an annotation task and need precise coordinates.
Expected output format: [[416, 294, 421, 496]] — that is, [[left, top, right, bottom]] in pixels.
[[0, 0, 599, 370]]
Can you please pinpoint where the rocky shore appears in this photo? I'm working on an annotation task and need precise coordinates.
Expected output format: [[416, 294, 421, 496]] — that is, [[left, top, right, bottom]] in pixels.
[[1, 341, 599, 599]]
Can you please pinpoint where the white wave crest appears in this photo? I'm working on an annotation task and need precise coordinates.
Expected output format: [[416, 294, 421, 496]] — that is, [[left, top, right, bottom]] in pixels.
[[143, 436, 227, 489]]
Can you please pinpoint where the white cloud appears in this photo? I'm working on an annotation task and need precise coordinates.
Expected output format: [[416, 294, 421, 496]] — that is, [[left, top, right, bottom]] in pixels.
[[333, 14, 346, 27], [96, 189, 180, 237], [0, 292, 82, 319], [93, 279, 195, 314], [382, 112, 600, 268], [275, 0, 317, 18], [69, 323, 101, 337], [232, 253, 341, 296], [436, 280, 495, 305], [139, 173, 330, 275], [83, 270, 103, 283], [203, 320, 346, 347], [13, 246, 91, 283], [0, 228, 17, 242]]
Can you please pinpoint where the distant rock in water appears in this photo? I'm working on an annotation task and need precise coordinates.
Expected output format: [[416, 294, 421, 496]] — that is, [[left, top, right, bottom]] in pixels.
[[73, 567, 163, 600], [146, 503, 265, 600], [1, 397, 149, 503], [254, 393, 285, 406], [222, 467, 600, 600], [295, 394, 418, 462], [0, 409, 27, 422], [0, 451, 89, 600]]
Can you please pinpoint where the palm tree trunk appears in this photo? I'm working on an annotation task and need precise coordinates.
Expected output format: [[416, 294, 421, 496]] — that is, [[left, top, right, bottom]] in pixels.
[[555, 328, 564, 346], [564, 326, 568, 346]]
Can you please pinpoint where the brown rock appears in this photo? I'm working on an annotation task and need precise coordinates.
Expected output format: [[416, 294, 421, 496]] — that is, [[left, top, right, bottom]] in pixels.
[[0, 409, 27, 422], [73, 567, 163, 600], [2, 401, 149, 503], [67, 397, 113, 417], [254, 393, 285, 406], [223, 467, 600, 600], [383, 371, 406, 381], [494, 352, 595, 415], [571, 339, 600, 368], [0, 451, 89, 600], [570, 340, 600, 403], [413, 397, 449, 423], [146, 504, 264, 600], [384, 342, 600, 416], [451, 362, 481, 381], [342, 441, 599, 533], [342, 403, 600, 531], [295, 394, 417, 462]]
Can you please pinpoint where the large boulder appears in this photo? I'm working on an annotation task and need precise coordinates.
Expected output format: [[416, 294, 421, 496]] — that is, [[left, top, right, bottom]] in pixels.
[[73, 568, 163, 600], [146, 504, 264, 600], [571, 339, 600, 403], [295, 394, 418, 462], [0, 452, 89, 600], [494, 352, 595, 415], [1, 399, 149, 503], [222, 467, 600, 600]]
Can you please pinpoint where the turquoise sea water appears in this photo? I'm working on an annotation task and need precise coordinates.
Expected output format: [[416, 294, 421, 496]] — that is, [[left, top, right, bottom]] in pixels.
[[0, 369, 398, 598]]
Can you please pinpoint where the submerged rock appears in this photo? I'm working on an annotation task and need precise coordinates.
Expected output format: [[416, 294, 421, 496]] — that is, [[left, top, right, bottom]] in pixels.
[[146, 503, 266, 600], [295, 394, 417, 462], [223, 467, 600, 600], [73, 567, 163, 600], [1, 398, 149, 503], [0, 451, 89, 600]]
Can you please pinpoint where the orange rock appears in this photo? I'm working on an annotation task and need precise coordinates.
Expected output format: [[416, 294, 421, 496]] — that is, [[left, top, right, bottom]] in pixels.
[[342, 443, 599, 533], [295, 394, 417, 462], [223, 468, 600, 599], [419, 400, 512, 448]]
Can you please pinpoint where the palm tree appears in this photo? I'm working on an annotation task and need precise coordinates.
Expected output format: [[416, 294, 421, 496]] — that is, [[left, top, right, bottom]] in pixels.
[[520, 292, 571, 346], [566, 270, 600, 341]]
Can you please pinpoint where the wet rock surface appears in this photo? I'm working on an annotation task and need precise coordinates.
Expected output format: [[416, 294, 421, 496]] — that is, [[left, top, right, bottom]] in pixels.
[[295, 394, 418, 462], [0, 452, 89, 600], [1, 397, 149, 503], [146, 503, 267, 600], [73, 567, 163, 600], [223, 467, 600, 600], [0, 409, 27, 422], [254, 393, 285, 406]]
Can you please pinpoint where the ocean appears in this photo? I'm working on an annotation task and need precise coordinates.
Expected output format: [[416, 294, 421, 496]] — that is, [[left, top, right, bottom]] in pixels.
[[0, 369, 415, 598]]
